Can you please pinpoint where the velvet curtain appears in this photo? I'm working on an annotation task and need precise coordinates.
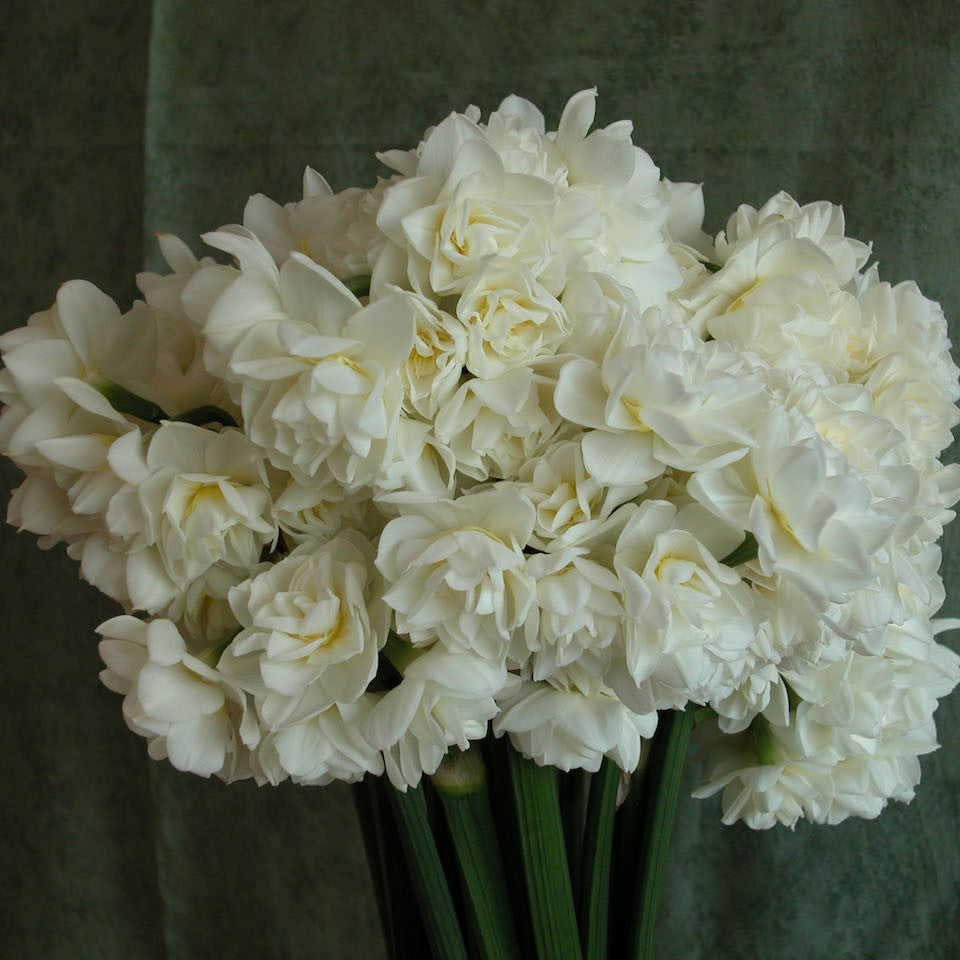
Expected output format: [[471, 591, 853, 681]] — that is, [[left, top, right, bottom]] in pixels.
[[2, 2, 958, 957]]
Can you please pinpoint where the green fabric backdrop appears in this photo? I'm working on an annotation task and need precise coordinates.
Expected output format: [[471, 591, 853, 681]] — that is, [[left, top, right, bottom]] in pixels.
[[2, 2, 959, 957]]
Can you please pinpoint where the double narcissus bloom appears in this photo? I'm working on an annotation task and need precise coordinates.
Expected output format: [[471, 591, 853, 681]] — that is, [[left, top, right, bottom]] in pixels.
[[4, 89, 959, 828]]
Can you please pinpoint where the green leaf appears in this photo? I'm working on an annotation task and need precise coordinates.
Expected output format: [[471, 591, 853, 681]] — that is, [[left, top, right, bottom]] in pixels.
[[507, 746, 583, 960], [388, 784, 469, 960], [627, 709, 694, 960], [170, 404, 238, 428], [720, 532, 759, 568], [342, 274, 372, 297], [577, 758, 619, 960], [434, 750, 522, 960]]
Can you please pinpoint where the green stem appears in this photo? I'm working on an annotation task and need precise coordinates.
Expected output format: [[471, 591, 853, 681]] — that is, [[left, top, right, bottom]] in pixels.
[[373, 777, 430, 959], [577, 758, 619, 960], [351, 777, 393, 955], [388, 784, 469, 960], [507, 746, 583, 960], [483, 737, 537, 960], [170, 404, 238, 428], [560, 769, 590, 896], [342, 274, 372, 298], [94, 380, 168, 423], [433, 749, 522, 960], [628, 709, 694, 960]]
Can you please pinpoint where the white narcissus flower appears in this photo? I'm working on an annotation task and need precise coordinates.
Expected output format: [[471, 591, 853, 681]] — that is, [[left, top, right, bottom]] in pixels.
[[252, 697, 385, 786], [136, 234, 235, 417], [0, 281, 158, 474], [522, 546, 624, 679], [434, 363, 564, 481], [685, 192, 870, 338], [494, 666, 657, 773], [218, 532, 387, 728], [400, 293, 468, 419], [545, 88, 680, 306], [376, 488, 536, 661], [558, 270, 644, 365], [688, 408, 894, 606], [511, 438, 645, 552], [457, 256, 569, 378], [715, 192, 871, 284], [193, 230, 416, 490], [363, 643, 514, 790], [272, 474, 381, 547], [695, 617, 960, 827], [854, 277, 960, 406], [373, 109, 563, 297], [97, 616, 258, 781], [103, 422, 276, 615], [612, 499, 760, 709], [7, 470, 103, 550], [243, 168, 388, 277], [691, 723, 835, 829], [705, 272, 861, 385], [555, 321, 766, 486]]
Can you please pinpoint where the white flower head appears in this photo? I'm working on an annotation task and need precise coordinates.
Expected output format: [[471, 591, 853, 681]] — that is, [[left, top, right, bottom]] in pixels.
[[252, 697, 385, 787], [688, 408, 895, 606], [98, 616, 257, 781], [136, 234, 233, 416], [376, 488, 536, 660], [243, 171, 388, 278], [0, 282, 158, 473], [457, 256, 570, 378], [522, 546, 624, 679], [400, 293, 468, 419], [104, 422, 276, 615], [364, 644, 514, 790], [272, 473, 381, 547], [434, 362, 564, 482], [513, 437, 646, 551], [195, 231, 416, 489], [219, 532, 387, 729], [613, 499, 759, 709], [555, 322, 767, 486], [494, 667, 657, 773], [374, 111, 563, 297]]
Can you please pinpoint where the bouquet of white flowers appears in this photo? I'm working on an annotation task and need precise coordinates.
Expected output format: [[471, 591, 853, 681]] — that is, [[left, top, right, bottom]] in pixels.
[[3, 88, 958, 959]]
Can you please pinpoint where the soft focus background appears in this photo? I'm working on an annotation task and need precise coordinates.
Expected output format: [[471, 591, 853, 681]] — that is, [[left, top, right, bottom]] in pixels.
[[2, 2, 959, 957]]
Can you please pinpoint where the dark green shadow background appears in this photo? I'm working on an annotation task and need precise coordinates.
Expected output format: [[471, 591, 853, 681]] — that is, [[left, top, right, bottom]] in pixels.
[[2, 2, 958, 957]]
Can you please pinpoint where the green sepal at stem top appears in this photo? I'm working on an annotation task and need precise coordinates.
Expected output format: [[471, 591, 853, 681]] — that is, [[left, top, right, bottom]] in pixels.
[[577, 757, 619, 960], [170, 404, 238, 428], [720, 532, 758, 568], [387, 784, 469, 960], [507, 747, 583, 960], [627, 708, 694, 960], [93, 380, 239, 431], [94, 380, 168, 423], [433, 749, 522, 960], [342, 274, 371, 297]]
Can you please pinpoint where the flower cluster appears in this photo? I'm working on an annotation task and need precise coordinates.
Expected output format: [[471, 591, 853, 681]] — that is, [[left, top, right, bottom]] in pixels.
[[4, 90, 959, 828]]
